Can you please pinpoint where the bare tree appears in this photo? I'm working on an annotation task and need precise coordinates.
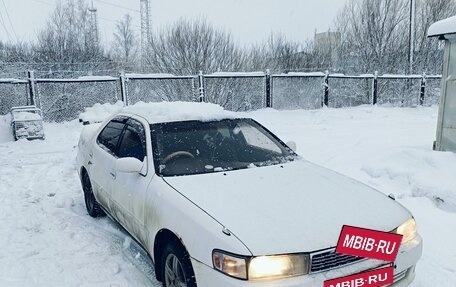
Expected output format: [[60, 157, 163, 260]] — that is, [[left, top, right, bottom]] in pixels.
[[34, 0, 108, 77], [145, 18, 244, 75], [112, 14, 138, 69], [246, 33, 316, 73], [335, 0, 409, 73], [413, 0, 456, 74]]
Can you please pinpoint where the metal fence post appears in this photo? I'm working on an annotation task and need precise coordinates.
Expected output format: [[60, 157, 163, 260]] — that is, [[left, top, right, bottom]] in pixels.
[[120, 72, 128, 106], [420, 73, 426, 106], [27, 70, 36, 106], [198, 70, 205, 102], [265, 69, 271, 108], [323, 70, 329, 107], [191, 77, 196, 101], [372, 71, 378, 105]]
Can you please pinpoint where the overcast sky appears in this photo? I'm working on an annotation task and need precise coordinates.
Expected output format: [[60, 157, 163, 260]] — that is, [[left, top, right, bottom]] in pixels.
[[1, 0, 347, 46]]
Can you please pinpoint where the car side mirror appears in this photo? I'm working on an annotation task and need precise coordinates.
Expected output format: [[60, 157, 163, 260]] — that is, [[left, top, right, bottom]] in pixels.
[[116, 157, 143, 173], [286, 141, 297, 152]]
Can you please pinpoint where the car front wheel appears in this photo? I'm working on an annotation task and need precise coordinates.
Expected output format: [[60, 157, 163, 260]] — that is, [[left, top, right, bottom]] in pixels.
[[82, 171, 105, 217], [161, 242, 197, 287]]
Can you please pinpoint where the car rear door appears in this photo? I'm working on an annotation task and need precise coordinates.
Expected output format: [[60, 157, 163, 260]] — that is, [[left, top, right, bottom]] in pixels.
[[111, 117, 151, 244], [89, 116, 127, 210]]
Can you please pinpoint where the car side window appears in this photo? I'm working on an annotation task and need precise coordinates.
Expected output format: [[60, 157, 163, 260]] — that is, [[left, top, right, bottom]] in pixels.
[[97, 118, 126, 155], [117, 119, 147, 161]]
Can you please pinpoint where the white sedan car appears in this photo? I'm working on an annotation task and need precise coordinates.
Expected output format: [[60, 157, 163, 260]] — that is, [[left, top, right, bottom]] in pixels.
[[76, 102, 422, 287]]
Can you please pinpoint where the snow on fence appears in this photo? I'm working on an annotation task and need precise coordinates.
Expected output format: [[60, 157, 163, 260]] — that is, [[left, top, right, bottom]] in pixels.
[[0, 71, 442, 122]]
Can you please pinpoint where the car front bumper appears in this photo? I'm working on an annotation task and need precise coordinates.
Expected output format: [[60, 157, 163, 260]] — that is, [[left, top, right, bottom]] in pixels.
[[191, 234, 422, 287]]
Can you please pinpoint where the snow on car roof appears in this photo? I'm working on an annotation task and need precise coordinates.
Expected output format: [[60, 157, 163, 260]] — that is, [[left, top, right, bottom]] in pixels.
[[428, 15, 456, 37], [123, 101, 236, 124], [79, 101, 236, 124], [79, 101, 124, 124]]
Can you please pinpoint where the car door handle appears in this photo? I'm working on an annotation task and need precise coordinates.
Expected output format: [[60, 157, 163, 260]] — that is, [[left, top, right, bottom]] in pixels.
[[110, 172, 116, 179], [88, 161, 93, 166]]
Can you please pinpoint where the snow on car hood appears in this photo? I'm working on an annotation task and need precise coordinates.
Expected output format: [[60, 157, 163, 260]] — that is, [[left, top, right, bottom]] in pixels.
[[163, 159, 411, 255]]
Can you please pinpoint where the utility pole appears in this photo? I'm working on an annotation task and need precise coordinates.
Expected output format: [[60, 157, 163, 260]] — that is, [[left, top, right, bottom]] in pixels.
[[408, 0, 415, 75], [140, 0, 151, 69], [88, 1, 99, 46]]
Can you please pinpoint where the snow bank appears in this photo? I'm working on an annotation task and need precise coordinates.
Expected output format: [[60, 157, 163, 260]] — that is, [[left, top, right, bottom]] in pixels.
[[80, 101, 235, 124], [428, 15, 456, 37], [361, 148, 456, 210], [246, 106, 456, 210]]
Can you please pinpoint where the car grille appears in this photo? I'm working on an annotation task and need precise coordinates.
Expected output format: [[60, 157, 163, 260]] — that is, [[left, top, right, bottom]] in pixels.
[[310, 248, 365, 273], [393, 268, 408, 283]]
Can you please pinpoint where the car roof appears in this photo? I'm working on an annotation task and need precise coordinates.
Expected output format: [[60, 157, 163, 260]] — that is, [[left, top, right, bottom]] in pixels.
[[120, 101, 236, 124]]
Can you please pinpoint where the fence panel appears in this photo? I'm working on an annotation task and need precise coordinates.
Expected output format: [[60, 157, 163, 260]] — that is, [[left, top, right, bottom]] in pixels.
[[35, 78, 121, 122], [271, 74, 324, 110], [328, 76, 373, 108], [203, 73, 266, 111], [0, 72, 445, 121], [125, 75, 196, 105], [424, 76, 442, 106], [376, 76, 422, 107], [0, 80, 30, 115]]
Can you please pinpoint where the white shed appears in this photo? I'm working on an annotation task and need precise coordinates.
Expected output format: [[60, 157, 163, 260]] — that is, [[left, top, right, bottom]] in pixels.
[[428, 15, 456, 152]]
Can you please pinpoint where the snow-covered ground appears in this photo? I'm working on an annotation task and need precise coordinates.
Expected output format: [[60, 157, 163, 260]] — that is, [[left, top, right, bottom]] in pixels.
[[1, 105, 455, 286]]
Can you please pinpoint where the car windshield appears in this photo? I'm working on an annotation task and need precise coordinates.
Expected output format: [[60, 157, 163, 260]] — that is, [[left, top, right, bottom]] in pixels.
[[151, 118, 297, 176]]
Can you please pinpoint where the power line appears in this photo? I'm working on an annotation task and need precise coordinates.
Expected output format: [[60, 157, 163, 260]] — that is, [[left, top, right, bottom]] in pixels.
[[1, 0, 18, 42], [94, 0, 140, 14], [99, 16, 141, 30]]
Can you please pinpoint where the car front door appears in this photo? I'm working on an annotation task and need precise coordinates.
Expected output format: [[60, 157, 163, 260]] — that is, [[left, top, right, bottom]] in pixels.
[[112, 117, 151, 245], [89, 116, 127, 210]]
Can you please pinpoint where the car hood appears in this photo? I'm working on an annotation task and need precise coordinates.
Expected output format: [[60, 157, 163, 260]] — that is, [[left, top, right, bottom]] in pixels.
[[163, 160, 411, 255]]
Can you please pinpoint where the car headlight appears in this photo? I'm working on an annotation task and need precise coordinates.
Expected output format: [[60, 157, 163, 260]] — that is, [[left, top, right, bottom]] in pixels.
[[213, 250, 309, 281], [249, 254, 309, 280], [395, 218, 417, 244]]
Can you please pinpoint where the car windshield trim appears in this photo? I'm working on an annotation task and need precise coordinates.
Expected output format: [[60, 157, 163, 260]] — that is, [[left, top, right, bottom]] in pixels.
[[150, 118, 297, 177]]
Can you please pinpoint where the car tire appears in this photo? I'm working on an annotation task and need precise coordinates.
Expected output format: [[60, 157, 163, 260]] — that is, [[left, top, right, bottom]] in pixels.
[[82, 171, 105, 218], [161, 241, 197, 287]]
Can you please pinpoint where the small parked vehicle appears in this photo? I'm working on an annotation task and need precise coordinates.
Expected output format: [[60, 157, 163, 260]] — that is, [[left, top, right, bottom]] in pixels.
[[10, 106, 45, 140]]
